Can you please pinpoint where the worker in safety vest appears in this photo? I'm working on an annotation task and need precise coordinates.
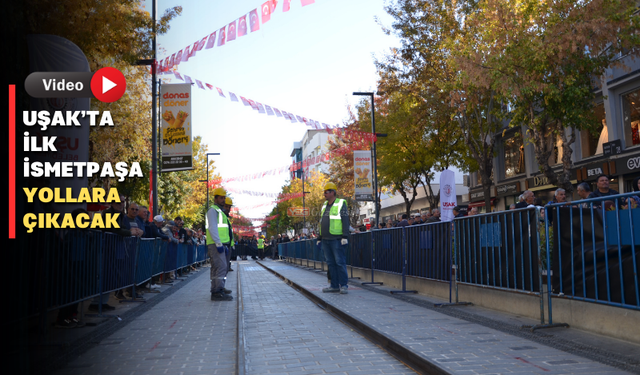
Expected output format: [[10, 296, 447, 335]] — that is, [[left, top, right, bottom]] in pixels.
[[206, 187, 233, 301], [317, 182, 350, 294], [223, 197, 235, 272], [257, 235, 265, 260]]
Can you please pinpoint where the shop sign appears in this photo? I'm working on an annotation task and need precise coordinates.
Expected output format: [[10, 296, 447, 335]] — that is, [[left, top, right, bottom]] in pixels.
[[603, 140, 622, 156], [617, 154, 640, 175], [495, 182, 520, 197], [469, 189, 485, 200], [576, 161, 615, 181]]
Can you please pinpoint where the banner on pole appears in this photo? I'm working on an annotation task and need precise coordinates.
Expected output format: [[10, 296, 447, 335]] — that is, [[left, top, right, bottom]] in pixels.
[[160, 83, 193, 172], [440, 169, 457, 222], [354, 150, 374, 201]]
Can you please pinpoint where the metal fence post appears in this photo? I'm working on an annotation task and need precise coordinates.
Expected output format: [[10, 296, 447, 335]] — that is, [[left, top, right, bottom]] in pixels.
[[362, 231, 382, 286], [391, 227, 416, 294]]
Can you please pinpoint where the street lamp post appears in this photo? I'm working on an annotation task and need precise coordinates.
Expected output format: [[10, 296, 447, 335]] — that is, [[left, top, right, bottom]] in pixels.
[[353, 92, 379, 227]]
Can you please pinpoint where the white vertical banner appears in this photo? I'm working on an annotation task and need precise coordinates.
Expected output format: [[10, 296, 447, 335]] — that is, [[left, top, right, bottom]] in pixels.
[[440, 169, 456, 222], [353, 150, 373, 201], [27, 35, 91, 214], [160, 83, 193, 171]]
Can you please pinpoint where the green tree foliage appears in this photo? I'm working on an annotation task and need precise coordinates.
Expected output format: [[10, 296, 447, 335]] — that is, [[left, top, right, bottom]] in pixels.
[[325, 117, 369, 227], [379, 0, 485, 208], [456, 0, 640, 191]]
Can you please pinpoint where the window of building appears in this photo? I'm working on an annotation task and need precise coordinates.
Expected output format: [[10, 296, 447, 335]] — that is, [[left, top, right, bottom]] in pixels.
[[622, 88, 640, 148], [503, 134, 525, 179], [581, 103, 606, 158]]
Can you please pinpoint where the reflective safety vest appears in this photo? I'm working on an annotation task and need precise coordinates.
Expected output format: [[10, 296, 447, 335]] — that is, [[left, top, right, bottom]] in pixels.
[[206, 206, 230, 245], [258, 238, 264, 249], [320, 198, 346, 236]]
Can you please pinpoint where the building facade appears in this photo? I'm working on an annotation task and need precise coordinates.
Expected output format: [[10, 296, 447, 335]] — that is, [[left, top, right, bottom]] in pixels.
[[466, 55, 640, 211]]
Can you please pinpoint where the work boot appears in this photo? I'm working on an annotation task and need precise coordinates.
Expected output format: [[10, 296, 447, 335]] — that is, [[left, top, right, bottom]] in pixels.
[[322, 287, 339, 293], [211, 292, 233, 301]]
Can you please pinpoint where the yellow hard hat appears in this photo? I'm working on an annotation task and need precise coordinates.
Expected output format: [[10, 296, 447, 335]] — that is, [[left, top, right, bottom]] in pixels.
[[324, 182, 337, 191], [225, 197, 233, 205], [212, 187, 226, 197]]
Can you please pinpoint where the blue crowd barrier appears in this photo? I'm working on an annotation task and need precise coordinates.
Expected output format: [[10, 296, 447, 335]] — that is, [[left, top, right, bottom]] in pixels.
[[152, 241, 168, 277], [135, 238, 156, 285], [455, 208, 540, 293], [372, 227, 404, 275], [406, 222, 452, 281], [546, 192, 640, 311], [101, 233, 138, 295], [164, 241, 178, 273]]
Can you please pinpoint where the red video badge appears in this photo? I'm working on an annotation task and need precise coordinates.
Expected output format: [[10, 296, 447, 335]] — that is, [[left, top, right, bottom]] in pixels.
[[90, 67, 127, 103]]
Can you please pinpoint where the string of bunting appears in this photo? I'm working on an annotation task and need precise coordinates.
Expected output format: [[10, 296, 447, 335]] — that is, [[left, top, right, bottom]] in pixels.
[[231, 214, 279, 222], [226, 186, 281, 198], [165, 69, 343, 131], [156, 0, 316, 74], [210, 139, 372, 186]]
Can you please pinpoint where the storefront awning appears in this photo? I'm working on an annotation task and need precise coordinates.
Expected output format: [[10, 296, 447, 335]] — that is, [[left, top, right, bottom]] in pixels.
[[468, 198, 497, 208]]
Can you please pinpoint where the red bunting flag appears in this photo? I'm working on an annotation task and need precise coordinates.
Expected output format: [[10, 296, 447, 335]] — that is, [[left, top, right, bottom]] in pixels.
[[196, 80, 205, 90], [240, 96, 251, 106], [227, 20, 237, 42], [217, 26, 226, 46], [168, 53, 175, 68], [229, 92, 239, 102], [238, 15, 248, 37], [205, 83, 214, 90], [175, 50, 183, 65], [283, 0, 291, 12], [181, 46, 190, 62], [261, 1, 271, 23], [248, 99, 259, 111], [301, 0, 315, 6], [205, 31, 216, 49], [270, 0, 278, 13], [216, 87, 226, 97], [189, 41, 198, 58], [249, 9, 260, 32], [197, 36, 207, 51]]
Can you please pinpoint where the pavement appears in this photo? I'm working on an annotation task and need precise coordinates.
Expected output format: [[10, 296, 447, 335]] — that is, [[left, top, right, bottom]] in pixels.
[[28, 259, 639, 375]]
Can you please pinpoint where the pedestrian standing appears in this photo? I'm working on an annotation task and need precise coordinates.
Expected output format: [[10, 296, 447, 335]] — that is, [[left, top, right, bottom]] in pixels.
[[206, 187, 233, 301], [223, 197, 235, 272], [317, 182, 350, 294]]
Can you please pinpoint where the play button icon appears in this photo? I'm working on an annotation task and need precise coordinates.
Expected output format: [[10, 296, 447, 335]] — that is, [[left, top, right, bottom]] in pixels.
[[91, 67, 126, 102]]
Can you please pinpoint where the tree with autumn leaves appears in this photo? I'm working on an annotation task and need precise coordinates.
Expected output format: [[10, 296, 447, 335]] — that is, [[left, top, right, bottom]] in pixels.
[[17, 0, 230, 227], [380, 0, 640, 201], [454, 0, 640, 192]]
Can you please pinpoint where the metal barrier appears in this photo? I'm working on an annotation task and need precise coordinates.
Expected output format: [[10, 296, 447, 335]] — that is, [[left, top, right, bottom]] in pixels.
[[546, 192, 640, 313], [406, 222, 452, 282], [135, 238, 157, 285], [455, 208, 540, 293], [152, 241, 168, 277]]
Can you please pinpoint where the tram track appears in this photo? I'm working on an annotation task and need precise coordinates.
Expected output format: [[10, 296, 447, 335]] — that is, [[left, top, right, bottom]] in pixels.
[[255, 261, 450, 375]]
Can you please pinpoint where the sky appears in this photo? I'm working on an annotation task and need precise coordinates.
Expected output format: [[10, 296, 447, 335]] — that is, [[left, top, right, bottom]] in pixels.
[[153, 0, 400, 219]]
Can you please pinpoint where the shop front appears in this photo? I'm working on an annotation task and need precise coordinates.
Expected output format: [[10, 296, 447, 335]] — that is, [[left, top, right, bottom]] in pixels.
[[494, 181, 521, 209], [525, 169, 578, 204], [616, 152, 640, 193], [575, 160, 618, 198], [468, 187, 496, 213]]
